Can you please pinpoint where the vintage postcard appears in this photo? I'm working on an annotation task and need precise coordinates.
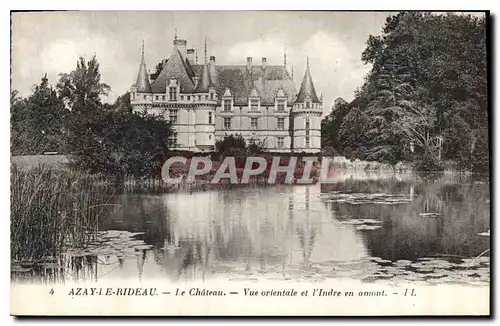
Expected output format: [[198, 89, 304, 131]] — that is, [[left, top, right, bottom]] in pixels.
[[10, 10, 490, 316]]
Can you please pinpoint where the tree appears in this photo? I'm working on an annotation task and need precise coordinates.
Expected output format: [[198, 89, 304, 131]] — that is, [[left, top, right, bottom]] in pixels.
[[57, 56, 110, 116], [337, 106, 370, 160], [73, 110, 173, 177], [321, 97, 350, 152], [215, 134, 246, 155], [150, 59, 167, 82], [57, 55, 111, 154], [111, 92, 133, 113], [330, 12, 487, 171], [11, 75, 68, 155]]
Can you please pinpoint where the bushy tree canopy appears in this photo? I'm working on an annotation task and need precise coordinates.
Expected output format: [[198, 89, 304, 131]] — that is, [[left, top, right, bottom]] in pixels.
[[321, 12, 488, 171]]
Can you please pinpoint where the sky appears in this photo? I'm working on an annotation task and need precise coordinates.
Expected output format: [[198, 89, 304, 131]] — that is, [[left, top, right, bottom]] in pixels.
[[11, 11, 397, 114]]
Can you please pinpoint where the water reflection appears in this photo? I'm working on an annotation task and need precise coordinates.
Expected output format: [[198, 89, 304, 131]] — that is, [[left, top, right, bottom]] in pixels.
[[12, 172, 490, 285]]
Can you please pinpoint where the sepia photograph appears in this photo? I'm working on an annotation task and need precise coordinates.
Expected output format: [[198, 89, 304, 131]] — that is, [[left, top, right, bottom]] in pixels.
[[9, 10, 490, 316]]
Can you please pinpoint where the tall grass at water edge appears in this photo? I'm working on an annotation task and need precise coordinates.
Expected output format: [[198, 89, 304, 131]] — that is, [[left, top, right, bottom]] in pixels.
[[11, 164, 113, 263]]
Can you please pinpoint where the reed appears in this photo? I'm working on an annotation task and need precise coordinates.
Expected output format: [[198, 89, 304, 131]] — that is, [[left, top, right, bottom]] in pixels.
[[10, 164, 111, 263]]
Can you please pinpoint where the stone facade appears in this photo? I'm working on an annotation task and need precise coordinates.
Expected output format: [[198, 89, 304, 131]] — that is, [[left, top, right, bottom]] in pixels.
[[130, 37, 323, 153]]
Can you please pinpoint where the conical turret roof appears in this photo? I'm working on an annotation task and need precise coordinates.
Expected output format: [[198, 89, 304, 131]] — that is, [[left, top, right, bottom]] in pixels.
[[194, 36, 214, 93], [193, 63, 213, 93], [135, 41, 152, 93], [295, 58, 320, 104]]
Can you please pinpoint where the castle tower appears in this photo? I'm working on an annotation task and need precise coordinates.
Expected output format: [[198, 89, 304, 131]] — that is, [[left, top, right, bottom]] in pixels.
[[130, 41, 153, 109], [192, 37, 217, 152], [292, 58, 322, 153]]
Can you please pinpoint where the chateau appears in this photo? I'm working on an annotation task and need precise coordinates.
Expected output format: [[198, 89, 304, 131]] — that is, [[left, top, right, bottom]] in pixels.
[[130, 37, 323, 153]]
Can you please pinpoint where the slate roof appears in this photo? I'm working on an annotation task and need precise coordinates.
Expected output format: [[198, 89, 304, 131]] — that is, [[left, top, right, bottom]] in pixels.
[[146, 48, 298, 105], [151, 49, 195, 93], [191, 64, 297, 105], [295, 62, 320, 103], [193, 63, 214, 93], [135, 51, 152, 93]]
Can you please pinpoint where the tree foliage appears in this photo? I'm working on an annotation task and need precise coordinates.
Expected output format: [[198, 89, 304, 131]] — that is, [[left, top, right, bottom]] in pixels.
[[11, 55, 174, 178], [73, 110, 172, 177], [322, 12, 488, 171], [215, 134, 246, 155], [11, 75, 68, 155]]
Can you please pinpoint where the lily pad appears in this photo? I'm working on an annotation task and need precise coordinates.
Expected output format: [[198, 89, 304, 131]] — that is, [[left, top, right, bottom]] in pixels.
[[420, 213, 441, 218], [134, 245, 153, 250], [356, 225, 382, 231]]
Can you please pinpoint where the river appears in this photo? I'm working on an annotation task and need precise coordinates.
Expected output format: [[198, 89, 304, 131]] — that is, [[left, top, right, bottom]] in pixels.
[[13, 170, 490, 286]]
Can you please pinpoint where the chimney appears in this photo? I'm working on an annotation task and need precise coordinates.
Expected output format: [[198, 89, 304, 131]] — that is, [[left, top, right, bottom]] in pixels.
[[246, 57, 252, 70], [210, 56, 215, 64], [173, 39, 187, 58], [187, 49, 195, 63], [262, 57, 267, 69]]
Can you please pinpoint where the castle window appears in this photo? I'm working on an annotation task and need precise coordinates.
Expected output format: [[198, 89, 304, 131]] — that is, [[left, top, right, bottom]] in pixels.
[[132, 93, 135, 100], [209, 112, 213, 124], [224, 117, 231, 130], [155, 95, 159, 100], [143, 95, 146, 100], [169, 87, 177, 101], [210, 92, 214, 100], [187, 96, 190, 101], [305, 118, 310, 147], [306, 101, 310, 109], [162, 95, 166, 101], [223, 100, 232, 112], [251, 117, 259, 130], [169, 110, 178, 124], [277, 117, 285, 130], [169, 132, 177, 147], [250, 99, 259, 111], [277, 137, 284, 148], [277, 100, 285, 112]]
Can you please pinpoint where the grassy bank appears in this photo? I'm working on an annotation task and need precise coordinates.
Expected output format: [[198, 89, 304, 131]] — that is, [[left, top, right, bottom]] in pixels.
[[10, 164, 112, 263]]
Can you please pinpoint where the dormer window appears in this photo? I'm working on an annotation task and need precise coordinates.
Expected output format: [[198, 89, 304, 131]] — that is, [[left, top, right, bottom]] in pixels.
[[249, 88, 260, 111], [277, 100, 285, 112], [250, 99, 259, 111], [306, 101, 310, 109], [209, 89, 216, 101], [223, 99, 232, 112], [169, 87, 177, 101]]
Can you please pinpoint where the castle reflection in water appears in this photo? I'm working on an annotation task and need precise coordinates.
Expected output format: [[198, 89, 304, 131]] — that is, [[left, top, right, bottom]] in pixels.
[[16, 172, 490, 284]]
